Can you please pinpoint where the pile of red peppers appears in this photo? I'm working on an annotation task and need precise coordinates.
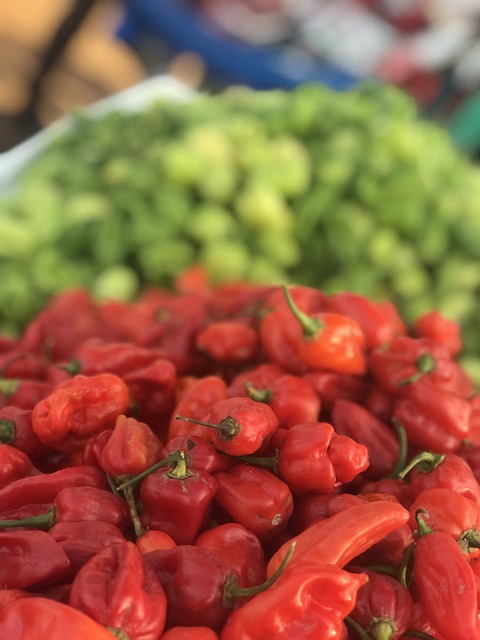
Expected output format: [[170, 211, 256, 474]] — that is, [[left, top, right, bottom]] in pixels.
[[1, 270, 480, 639]]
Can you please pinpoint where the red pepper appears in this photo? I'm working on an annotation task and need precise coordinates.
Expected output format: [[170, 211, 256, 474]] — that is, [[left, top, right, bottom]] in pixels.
[[227, 363, 286, 399], [64, 338, 159, 376], [213, 464, 294, 541], [413, 309, 462, 357], [220, 561, 368, 640], [347, 568, 414, 640], [242, 373, 321, 429], [398, 451, 480, 505], [281, 285, 367, 375], [136, 529, 177, 555], [176, 396, 279, 456], [0, 597, 121, 640], [195, 320, 259, 366], [401, 602, 446, 640], [0, 406, 52, 462], [160, 627, 220, 640], [267, 500, 410, 578], [0, 530, 71, 589], [363, 385, 397, 424], [331, 398, 403, 480], [167, 375, 228, 442], [0, 464, 108, 513], [458, 441, 480, 484], [0, 443, 41, 489], [412, 510, 479, 639], [81, 428, 113, 467], [99, 414, 163, 479], [0, 378, 53, 410], [195, 523, 266, 588], [302, 369, 371, 415], [50, 520, 126, 580], [122, 358, 177, 438], [408, 487, 480, 555], [258, 285, 327, 374], [392, 377, 471, 453], [139, 452, 219, 545], [325, 290, 405, 349], [69, 541, 167, 640], [31, 373, 131, 452]]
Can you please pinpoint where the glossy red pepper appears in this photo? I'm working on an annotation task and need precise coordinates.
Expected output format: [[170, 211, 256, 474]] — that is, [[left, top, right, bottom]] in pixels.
[[69, 541, 167, 640], [0, 406, 52, 462], [31, 373, 131, 452], [194, 523, 266, 588], [0, 530, 71, 589], [412, 510, 479, 639], [267, 500, 410, 578], [64, 338, 159, 376], [160, 627, 219, 640], [221, 561, 367, 640], [281, 285, 367, 375], [302, 369, 371, 414], [331, 398, 403, 480], [195, 320, 259, 366], [398, 451, 480, 505], [167, 375, 228, 442], [161, 435, 232, 474], [99, 414, 163, 479], [392, 377, 471, 453], [242, 373, 321, 429], [347, 568, 414, 640], [227, 363, 286, 399], [136, 529, 177, 555], [413, 309, 462, 357], [139, 452, 218, 545], [176, 396, 279, 456], [0, 596, 121, 640], [213, 464, 294, 541], [0, 443, 41, 489]]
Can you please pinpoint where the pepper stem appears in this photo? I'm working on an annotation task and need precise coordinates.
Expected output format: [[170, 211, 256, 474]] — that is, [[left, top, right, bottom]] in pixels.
[[0, 418, 15, 443], [388, 419, 408, 479], [106, 627, 131, 640], [122, 484, 145, 539], [282, 285, 322, 340], [235, 450, 279, 474], [459, 527, 480, 555], [167, 450, 194, 479], [414, 509, 434, 538], [244, 381, 272, 404], [0, 378, 19, 396], [398, 542, 415, 588], [175, 415, 240, 442], [397, 451, 445, 479], [396, 353, 436, 386], [116, 450, 183, 491], [0, 505, 56, 530], [371, 619, 396, 640], [223, 541, 296, 608]]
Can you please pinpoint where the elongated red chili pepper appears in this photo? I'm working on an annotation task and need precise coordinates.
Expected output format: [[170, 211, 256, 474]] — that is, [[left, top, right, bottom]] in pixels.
[[31, 373, 131, 452], [69, 541, 167, 640], [281, 285, 367, 375], [176, 396, 279, 456], [346, 568, 414, 640], [412, 510, 479, 639], [0, 530, 71, 589], [267, 500, 409, 578], [0, 596, 121, 640], [195, 523, 266, 588], [220, 561, 368, 640], [213, 464, 294, 541], [99, 414, 163, 479]]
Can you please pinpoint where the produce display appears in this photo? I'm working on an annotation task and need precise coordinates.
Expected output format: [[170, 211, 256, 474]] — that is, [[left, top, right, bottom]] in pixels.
[[0, 276, 480, 638], [2, 81, 480, 378]]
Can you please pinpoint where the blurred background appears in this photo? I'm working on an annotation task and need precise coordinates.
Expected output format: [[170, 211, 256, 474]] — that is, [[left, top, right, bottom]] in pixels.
[[2, 0, 480, 154]]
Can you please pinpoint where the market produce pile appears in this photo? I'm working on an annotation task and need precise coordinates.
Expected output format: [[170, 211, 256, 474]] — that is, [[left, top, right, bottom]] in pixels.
[[3, 81, 480, 377], [1, 277, 480, 638]]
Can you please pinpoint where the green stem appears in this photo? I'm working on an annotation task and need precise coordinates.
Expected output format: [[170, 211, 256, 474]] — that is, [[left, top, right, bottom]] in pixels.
[[403, 632, 438, 639], [223, 541, 296, 608], [344, 616, 371, 640], [167, 450, 194, 479], [397, 451, 445, 479], [371, 619, 396, 640], [106, 627, 131, 640], [365, 564, 399, 578], [388, 420, 408, 479], [0, 418, 15, 443], [414, 509, 434, 538], [396, 353, 436, 386], [0, 506, 55, 530], [282, 285, 322, 340], [175, 414, 240, 442], [235, 449, 279, 473], [116, 450, 183, 491], [244, 381, 272, 403], [458, 527, 480, 555], [398, 542, 416, 589], [122, 484, 145, 539], [0, 379, 19, 396], [61, 358, 81, 375]]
